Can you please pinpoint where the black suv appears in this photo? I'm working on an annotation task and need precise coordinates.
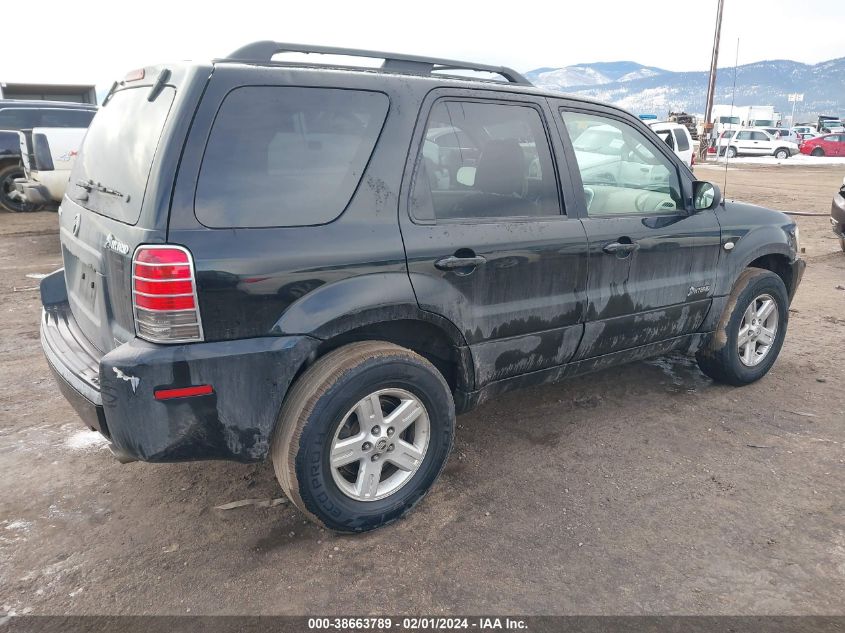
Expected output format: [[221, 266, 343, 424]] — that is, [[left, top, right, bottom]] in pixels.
[[0, 100, 96, 212], [40, 42, 805, 532]]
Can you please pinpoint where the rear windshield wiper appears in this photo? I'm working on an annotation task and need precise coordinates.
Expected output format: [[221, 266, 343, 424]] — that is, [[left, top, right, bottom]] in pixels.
[[76, 179, 130, 202]]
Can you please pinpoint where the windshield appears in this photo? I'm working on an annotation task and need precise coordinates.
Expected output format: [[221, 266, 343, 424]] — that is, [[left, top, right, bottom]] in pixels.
[[719, 116, 740, 125], [71, 86, 175, 224]]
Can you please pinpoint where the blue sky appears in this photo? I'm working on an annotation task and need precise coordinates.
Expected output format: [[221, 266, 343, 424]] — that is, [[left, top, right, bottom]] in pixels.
[[1, 0, 843, 88]]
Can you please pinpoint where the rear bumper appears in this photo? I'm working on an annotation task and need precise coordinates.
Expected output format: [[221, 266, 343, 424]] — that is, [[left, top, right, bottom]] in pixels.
[[40, 271, 320, 463], [41, 308, 108, 435], [14, 178, 51, 205]]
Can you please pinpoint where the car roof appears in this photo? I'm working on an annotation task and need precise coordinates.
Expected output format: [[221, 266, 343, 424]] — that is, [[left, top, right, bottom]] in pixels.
[[0, 99, 97, 110], [648, 121, 688, 132], [212, 41, 639, 122], [215, 57, 619, 109]]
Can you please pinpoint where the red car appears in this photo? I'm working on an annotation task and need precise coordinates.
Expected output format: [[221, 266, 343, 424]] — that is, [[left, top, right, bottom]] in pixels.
[[800, 133, 845, 157]]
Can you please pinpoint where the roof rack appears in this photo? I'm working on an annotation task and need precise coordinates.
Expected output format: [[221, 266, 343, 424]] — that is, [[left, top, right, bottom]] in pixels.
[[223, 41, 532, 85]]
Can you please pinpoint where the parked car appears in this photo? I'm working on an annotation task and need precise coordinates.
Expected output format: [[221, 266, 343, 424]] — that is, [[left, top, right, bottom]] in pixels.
[[831, 177, 845, 252], [718, 128, 799, 159], [15, 127, 88, 205], [0, 100, 96, 212], [800, 134, 845, 157], [40, 42, 805, 533], [648, 121, 694, 168], [792, 125, 816, 136], [818, 118, 844, 134], [762, 127, 801, 145]]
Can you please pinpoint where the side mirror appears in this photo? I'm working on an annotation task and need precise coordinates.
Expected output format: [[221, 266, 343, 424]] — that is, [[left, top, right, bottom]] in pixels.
[[456, 166, 476, 187], [693, 181, 722, 211]]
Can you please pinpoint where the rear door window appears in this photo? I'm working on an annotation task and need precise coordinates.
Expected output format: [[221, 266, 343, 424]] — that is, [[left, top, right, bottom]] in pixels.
[[195, 87, 389, 228], [410, 100, 561, 221], [72, 86, 175, 224]]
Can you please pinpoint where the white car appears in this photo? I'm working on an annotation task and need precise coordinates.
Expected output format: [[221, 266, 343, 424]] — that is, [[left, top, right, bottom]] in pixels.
[[647, 121, 694, 168], [718, 128, 799, 159], [15, 127, 87, 204]]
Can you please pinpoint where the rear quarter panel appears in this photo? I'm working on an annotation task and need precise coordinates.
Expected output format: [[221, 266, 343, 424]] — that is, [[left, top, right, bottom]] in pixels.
[[167, 64, 430, 343]]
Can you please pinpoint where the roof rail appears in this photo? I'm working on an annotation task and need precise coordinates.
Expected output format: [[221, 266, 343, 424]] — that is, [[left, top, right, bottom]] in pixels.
[[223, 41, 532, 85]]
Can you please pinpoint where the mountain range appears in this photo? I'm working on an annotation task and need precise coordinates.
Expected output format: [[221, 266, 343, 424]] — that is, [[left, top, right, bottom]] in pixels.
[[525, 58, 845, 119]]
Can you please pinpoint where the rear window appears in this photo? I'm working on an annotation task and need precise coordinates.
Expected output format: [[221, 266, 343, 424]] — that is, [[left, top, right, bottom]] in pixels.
[[672, 128, 690, 151], [72, 86, 175, 224], [0, 108, 94, 129], [41, 109, 96, 127], [195, 86, 389, 228]]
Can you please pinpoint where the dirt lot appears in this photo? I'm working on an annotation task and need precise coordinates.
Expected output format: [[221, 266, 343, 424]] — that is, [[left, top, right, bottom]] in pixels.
[[1, 164, 843, 616]]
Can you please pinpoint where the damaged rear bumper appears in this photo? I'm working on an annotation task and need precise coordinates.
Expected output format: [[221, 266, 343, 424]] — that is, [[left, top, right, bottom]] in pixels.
[[40, 273, 319, 463]]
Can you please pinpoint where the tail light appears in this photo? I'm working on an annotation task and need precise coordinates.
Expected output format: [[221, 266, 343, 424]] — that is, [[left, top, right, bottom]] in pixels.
[[691, 152, 695, 166], [132, 245, 203, 343]]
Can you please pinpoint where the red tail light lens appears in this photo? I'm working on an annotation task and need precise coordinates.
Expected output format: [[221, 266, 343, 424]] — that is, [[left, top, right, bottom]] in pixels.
[[132, 245, 203, 343]]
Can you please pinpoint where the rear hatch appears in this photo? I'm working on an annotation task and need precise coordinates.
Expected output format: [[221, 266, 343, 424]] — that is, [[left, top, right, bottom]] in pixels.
[[58, 65, 205, 353]]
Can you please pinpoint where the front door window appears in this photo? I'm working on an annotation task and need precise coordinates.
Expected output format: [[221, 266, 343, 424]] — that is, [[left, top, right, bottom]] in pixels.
[[560, 111, 683, 216]]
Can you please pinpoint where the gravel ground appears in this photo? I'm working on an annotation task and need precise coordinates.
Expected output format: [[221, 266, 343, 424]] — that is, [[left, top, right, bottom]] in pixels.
[[1, 163, 843, 616]]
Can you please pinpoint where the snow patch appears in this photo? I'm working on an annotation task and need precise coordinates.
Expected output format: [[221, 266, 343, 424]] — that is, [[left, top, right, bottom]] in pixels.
[[4, 520, 32, 532], [65, 430, 109, 452], [716, 155, 845, 166]]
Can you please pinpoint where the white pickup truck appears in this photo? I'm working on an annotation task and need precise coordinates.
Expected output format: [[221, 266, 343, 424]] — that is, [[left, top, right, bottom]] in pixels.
[[14, 127, 88, 206]]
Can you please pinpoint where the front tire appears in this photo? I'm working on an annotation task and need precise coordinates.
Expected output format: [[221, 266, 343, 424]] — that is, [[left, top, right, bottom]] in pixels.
[[696, 268, 789, 386], [774, 148, 789, 159], [272, 341, 455, 533]]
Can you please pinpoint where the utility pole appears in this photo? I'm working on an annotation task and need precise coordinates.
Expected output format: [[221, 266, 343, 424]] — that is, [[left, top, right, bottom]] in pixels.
[[701, 0, 725, 159]]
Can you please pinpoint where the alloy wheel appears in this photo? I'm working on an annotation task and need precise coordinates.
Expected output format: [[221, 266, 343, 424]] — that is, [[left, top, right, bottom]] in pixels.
[[737, 294, 779, 367], [329, 388, 430, 501]]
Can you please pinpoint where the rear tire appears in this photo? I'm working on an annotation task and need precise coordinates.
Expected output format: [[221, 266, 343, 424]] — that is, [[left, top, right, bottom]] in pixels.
[[727, 146, 738, 158], [811, 148, 824, 157], [774, 148, 789, 159], [271, 341, 455, 533], [0, 163, 35, 213], [696, 268, 789, 386]]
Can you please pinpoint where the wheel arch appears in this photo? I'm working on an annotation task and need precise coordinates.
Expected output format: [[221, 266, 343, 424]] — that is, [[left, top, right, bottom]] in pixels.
[[311, 317, 474, 396], [746, 252, 795, 295], [273, 272, 475, 398]]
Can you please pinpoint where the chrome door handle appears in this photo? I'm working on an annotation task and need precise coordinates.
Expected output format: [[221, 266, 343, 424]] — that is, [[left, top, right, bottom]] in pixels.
[[602, 241, 640, 255], [434, 255, 487, 270]]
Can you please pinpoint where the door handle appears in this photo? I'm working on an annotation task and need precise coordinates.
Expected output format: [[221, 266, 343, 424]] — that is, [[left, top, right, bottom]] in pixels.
[[434, 255, 487, 270], [602, 241, 640, 255]]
